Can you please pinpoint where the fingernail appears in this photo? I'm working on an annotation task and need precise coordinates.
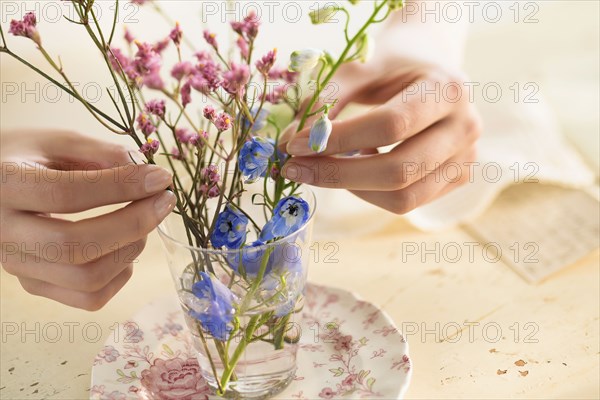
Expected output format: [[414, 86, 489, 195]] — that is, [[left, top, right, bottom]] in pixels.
[[282, 162, 315, 184], [154, 191, 176, 218], [286, 138, 314, 156], [145, 167, 173, 193]]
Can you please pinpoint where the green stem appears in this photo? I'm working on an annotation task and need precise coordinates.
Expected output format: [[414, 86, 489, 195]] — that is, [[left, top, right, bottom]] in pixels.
[[218, 314, 260, 395], [297, 0, 390, 131]]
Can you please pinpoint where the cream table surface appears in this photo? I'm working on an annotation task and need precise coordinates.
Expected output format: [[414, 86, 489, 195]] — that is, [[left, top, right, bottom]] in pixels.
[[1, 1, 599, 399], [1, 218, 599, 399]]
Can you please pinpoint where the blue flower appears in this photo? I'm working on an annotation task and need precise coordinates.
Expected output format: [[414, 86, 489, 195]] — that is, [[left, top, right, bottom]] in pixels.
[[309, 114, 333, 153], [189, 272, 237, 341], [242, 106, 269, 132], [260, 197, 310, 242], [210, 206, 248, 249], [227, 240, 274, 277], [239, 137, 275, 183]]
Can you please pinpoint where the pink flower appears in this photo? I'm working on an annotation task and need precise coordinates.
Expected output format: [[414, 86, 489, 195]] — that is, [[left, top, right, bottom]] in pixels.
[[269, 67, 299, 84], [200, 184, 220, 199], [231, 11, 260, 41], [222, 62, 250, 95], [169, 22, 182, 46], [153, 37, 170, 54], [236, 37, 249, 60], [334, 334, 353, 352], [144, 72, 165, 90], [194, 51, 211, 63], [265, 85, 286, 104], [202, 165, 221, 183], [98, 345, 120, 363], [108, 47, 138, 81], [342, 374, 357, 387], [176, 128, 193, 144], [140, 357, 209, 400], [256, 49, 277, 75], [90, 385, 105, 396], [171, 61, 193, 80], [9, 12, 41, 45], [130, 0, 147, 4], [139, 139, 160, 158], [181, 82, 191, 107], [188, 72, 210, 94], [208, 185, 220, 198], [132, 41, 164, 89], [171, 147, 186, 161], [203, 106, 216, 121], [104, 391, 127, 400], [189, 131, 209, 147], [318, 387, 336, 399], [145, 99, 165, 119], [215, 112, 232, 131], [136, 113, 156, 137], [194, 54, 221, 92], [270, 164, 280, 179], [124, 27, 135, 44], [203, 30, 218, 50], [134, 42, 160, 71]]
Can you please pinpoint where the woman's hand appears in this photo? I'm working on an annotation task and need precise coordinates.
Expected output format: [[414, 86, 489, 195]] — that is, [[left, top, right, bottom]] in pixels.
[[0, 130, 176, 310], [280, 59, 482, 214]]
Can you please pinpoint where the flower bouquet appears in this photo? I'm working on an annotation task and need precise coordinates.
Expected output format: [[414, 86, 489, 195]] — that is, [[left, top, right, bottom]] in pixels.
[[1, 0, 402, 397]]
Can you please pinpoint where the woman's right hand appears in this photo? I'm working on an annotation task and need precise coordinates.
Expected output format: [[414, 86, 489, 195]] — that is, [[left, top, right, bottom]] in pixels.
[[0, 130, 176, 310]]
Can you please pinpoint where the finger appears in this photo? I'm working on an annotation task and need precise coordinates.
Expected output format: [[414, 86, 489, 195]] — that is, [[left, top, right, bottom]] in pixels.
[[282, 116, 479, 191], [278, 84, 353, 152], [350, 146, 477, 215], [2, 238, 146, 292], [3, 191, 176, 264], [1, 162, 173, 213], [18, 265, 134, 311], [285, 75, 459, 157], [38, 131, 135, 169]]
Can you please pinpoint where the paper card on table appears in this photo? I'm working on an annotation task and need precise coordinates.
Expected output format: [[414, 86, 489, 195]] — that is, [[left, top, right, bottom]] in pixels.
[[464, 183, 600, 283]]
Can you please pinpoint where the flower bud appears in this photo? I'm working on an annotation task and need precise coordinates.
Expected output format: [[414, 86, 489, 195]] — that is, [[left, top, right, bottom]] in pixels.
[[309, 114, 333, 153], [355, 33, 374, 63], [9, 12, 41, 45], [139, 139, 160, 158], [309, 6, 339, 24], [289, 48, 324, 73], [388, 0, 404, 11]]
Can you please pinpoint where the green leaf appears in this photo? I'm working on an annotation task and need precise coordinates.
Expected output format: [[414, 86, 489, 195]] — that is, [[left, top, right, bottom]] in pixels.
[[162, 344, 174, 356], [358, 369, 370, 382], [366, 377, 376, 390], [329, 367, 344, 377]]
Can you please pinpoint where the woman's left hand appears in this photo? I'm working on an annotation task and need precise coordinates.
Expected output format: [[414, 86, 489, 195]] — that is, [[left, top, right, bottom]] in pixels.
[[279, 59, 482, 214]]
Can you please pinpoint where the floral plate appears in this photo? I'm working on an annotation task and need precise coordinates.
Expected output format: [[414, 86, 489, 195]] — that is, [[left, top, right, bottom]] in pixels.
[[90, 284, 412, 400]]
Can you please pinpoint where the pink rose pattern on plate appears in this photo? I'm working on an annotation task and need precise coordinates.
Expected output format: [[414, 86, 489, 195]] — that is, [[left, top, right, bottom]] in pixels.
[[90, 284, 411, 399]]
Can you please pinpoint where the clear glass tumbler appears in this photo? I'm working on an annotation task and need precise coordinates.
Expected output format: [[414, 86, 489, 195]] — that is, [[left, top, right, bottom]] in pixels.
[[157, 191, 316, 399]]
